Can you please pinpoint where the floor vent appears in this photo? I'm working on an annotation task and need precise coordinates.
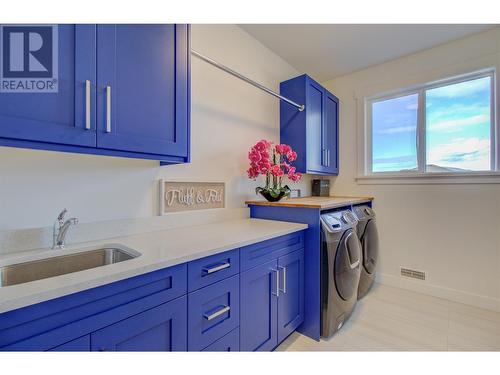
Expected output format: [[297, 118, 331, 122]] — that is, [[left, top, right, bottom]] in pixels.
[[400, 267, 426, 281]]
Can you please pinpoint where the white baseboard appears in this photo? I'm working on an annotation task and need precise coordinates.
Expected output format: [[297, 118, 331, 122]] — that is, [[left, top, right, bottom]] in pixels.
[[377, 272, 500, 313]]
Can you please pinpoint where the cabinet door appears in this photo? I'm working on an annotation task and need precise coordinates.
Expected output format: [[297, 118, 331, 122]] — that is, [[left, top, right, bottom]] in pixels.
[[49, 335, 90, 352], [305, 78, 326, 173], [240, 260, 278, 351], [91, 296, 187, 352], [96, 24, 189, 157], [323, 91, 339, 174], [0, 25, 96, 146], [277, 249, 305, 343]]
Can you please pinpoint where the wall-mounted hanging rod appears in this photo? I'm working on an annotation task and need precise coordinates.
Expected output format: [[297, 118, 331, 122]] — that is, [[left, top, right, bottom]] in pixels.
[[191, 49, 305, 112]]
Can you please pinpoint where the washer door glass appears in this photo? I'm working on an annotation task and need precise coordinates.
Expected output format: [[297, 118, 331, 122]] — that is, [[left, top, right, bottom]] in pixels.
[[361, 219, 378, 274], [334, 229, 361, 301]]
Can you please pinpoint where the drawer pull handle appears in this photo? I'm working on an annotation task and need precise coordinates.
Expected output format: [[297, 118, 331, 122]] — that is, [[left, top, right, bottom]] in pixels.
[[203, 262, 230, 274], [204, 305, 230, 321]]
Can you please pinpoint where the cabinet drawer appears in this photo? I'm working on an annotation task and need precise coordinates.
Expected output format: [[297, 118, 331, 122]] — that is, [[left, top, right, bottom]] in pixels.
[[240, 232, 304, 271], [202, 328, 239, 352], [188, 249, 239, 291], [188, 275, 239, 351]]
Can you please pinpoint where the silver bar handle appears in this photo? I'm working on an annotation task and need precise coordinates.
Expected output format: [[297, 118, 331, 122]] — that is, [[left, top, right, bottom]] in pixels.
[[203, 262, 230, 274], [85, 80, 91, 130], [204, 305, 230, 321], [106, 86, 111, 133], [272, 268, 280, 297], [278, 266, 287, 294], [326, 149, 330, 167]]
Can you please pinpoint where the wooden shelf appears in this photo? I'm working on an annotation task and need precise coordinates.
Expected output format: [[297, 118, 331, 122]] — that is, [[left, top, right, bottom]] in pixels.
[[245, 195, 374, 210]]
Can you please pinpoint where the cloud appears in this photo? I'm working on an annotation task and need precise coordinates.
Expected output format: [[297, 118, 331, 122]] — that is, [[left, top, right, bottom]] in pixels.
[[426, 102, 489, 117], [373, 155, 416, 164], [427, 77, 490, 99], [441, 150, 481, 163], [427, 137, 490, 170], [373, 154, 417, 172], [376, 125, 415, 135], [428, 114, 489, 132]]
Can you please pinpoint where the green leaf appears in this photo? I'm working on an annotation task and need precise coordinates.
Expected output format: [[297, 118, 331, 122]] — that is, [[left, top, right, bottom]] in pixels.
[[269, 187, 281, 198], [282, 185, 291, 197]]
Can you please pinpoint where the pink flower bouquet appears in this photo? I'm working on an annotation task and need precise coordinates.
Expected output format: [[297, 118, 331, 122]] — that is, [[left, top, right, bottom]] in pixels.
[[247, 139, 302, 202]]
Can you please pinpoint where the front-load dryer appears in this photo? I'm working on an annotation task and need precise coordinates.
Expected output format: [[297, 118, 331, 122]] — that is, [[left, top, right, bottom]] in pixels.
[[353, 205, 379, 299], [320, 210, 361, 338]]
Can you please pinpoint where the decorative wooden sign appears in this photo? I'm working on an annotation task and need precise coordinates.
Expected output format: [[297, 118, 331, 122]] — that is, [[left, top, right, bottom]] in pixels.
[[160, 181, 225, 214]]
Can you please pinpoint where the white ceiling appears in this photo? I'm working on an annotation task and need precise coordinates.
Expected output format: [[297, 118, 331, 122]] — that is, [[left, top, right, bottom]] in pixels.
[[240, 24, 495, 81]]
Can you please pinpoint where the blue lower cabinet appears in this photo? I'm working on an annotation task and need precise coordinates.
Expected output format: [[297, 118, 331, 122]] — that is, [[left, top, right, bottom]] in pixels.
[[240, 231, 304, 272], [277, 249, 305, 343], [0, 231, 306, 352], [90, 296, 187, 351], [240, 248, 305, 351], [49, 335, 90, 352], [202, 328, 239, 352], [187, 275, 239, 351], [240, 260, 278, 351]]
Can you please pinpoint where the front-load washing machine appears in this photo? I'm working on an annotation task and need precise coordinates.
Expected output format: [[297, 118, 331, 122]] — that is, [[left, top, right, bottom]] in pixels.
[[320, 210, 361, 338], [353, 205, 379, 299]]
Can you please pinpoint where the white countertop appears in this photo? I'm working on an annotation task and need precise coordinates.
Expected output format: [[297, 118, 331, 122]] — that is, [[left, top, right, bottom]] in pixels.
[[0, 218, 307, 314]]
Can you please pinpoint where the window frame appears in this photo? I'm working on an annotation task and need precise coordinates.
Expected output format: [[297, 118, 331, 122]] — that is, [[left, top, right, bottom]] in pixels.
[[363, 69, 497, 178]]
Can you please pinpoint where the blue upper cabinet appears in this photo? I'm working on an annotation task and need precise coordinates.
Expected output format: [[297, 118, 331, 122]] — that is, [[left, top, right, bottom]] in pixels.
[[323, 90, 339, 174], [0, 24, 190, 164], [96, 25, 189, 159], [0, 25, 96, 147], [280, 74, 339, 175]]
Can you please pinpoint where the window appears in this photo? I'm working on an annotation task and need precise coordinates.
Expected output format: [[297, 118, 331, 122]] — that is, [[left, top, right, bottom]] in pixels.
[[367, 71, 495, 175]]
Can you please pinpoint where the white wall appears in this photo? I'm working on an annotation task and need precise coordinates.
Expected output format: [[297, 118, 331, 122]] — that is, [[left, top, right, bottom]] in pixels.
[[323, 28, 500, 311], [0, 24, 311, 231]]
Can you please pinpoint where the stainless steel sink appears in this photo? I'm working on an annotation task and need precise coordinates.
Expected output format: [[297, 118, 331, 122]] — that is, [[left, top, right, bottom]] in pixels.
[[0, 246, 140, 287]]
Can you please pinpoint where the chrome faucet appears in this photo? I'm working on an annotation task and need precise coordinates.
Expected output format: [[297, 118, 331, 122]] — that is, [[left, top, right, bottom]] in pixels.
[[52, 209, 79, 249]]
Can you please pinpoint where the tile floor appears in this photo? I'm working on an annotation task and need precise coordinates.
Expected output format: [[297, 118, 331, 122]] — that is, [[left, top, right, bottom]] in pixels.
[[277, 283, 500, 351]]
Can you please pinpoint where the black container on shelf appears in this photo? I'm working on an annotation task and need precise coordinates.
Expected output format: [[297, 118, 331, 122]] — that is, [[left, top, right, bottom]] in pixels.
[[312, 179, 330, 197]]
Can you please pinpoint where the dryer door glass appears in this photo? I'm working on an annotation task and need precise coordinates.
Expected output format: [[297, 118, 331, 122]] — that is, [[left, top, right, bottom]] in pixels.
[[362, 219, 379, 274], [334, 229, 361, 301]]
